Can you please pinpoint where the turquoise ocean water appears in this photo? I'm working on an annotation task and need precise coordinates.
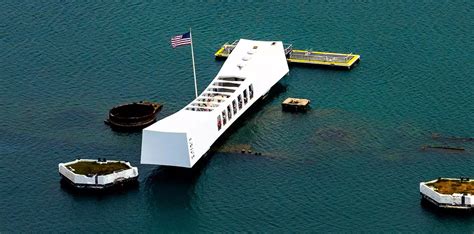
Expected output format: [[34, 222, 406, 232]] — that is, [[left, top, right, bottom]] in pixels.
[[1, 0, 473, 232]]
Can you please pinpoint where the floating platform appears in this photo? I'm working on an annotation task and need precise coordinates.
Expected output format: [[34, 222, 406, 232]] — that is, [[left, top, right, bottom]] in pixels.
[[58, 159, 138, 190], [420, 178, 474, 210], [105, 101, 162, 130], [215, 40, 360, 69], [287, 50, 360, 69], [282, 98, 310, 112]]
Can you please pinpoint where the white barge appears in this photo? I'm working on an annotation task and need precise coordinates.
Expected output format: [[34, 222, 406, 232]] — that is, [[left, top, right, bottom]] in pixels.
[[58, 159, 138, 190], [141, 39, 289, 168], [420, 177, 474, 210]]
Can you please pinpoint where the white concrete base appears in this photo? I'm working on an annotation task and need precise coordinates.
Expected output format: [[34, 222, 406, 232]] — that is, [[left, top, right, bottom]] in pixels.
[[58, 159, 138, 190], [420, 178, 474, 209]]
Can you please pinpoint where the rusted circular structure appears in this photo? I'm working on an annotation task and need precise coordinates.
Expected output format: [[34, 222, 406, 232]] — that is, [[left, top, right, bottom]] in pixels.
[[105, 101, 162, 130]]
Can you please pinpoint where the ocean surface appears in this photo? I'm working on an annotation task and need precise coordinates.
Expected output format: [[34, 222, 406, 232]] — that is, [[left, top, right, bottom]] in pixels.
[[1, 0, 473, 232]]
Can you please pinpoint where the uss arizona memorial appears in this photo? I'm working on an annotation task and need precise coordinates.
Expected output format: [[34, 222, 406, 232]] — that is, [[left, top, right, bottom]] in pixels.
[[141, 39, 289, 168]]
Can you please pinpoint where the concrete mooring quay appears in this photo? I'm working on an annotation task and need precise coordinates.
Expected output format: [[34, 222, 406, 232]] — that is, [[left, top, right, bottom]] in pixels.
[[215, 40, 360, 70]]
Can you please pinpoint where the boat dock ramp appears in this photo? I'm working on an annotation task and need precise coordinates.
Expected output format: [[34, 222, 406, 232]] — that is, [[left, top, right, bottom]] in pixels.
[[215, 40, 360, 70]]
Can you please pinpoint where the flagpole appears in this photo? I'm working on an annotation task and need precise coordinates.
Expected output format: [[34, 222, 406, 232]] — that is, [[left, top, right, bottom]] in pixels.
[[190, 28, 198, 98]]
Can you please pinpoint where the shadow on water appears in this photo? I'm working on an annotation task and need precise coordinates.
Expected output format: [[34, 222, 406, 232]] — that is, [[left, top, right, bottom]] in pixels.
[[288, 61, 358, 71], [143, 152, 213, 209], [59, 178, 139, 199], [420, 199, 474, 220]]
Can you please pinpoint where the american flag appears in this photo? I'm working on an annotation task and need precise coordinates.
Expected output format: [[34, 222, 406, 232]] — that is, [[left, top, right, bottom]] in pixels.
[[171, 32, 192, 48]]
